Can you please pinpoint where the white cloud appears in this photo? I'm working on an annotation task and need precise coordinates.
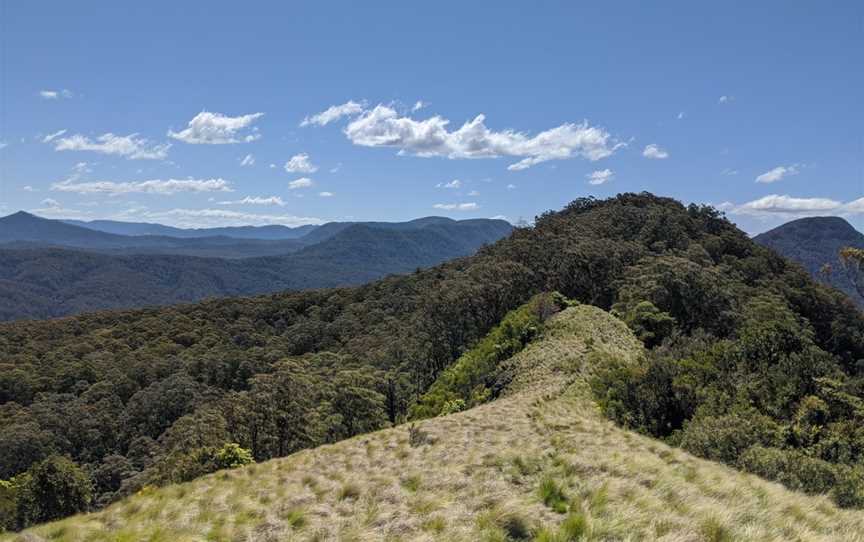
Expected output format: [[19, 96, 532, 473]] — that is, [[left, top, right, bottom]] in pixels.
[[732, 194, 842, 216], [468, 190, 480, 196], [436, 179, 462, 189], [301, 101, 364, 127], [218, 196, 285, 207], [53, 133, 170, 160], [168, 111, 264, 144], [721, 168, 739, 176], [843, 197, 864, 214], [342, 104, 622, 171], [642, 144, 669, 159], [719, 95, 734, 104], [412, 101, 427, 112], [677, 111, 685, 120], [755, 164, 799, 184], [40, 198, 61, 207], [51, 177, 232, 196], [284, 153, 318, 173], [288, 177, 314, 190], [116, 207, 323, 228], [318, 191, 334, 197], [506, 184, 516, 190], [22, 185, 37, 192], [433, 202, 479, 211], [587, 168, 614, 185], [41, 129, 67, 143], [240, 154, 255, 167], [0, 142, 7, 150], [39, 89, 72, 100]]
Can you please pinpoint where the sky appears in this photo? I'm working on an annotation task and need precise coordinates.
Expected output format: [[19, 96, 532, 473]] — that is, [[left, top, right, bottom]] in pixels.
[[0, 1, 862, 234]]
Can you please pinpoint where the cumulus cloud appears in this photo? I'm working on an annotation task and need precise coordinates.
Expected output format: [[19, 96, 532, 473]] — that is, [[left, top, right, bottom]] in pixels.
[[433, 202, 479, 211], [642, 144, 669, 159], [39, 89, 73, 100], [218, 196, 285, 206], [436, 179, 462, 189], [41, 129, 68, 143], [40, 198, 61, 208], [240, 154, 255, 167], [301, 101, 364, 127], [288, 177, 314, 190], [340, 104, 621, 171], [284, 153, 318, 173], [587, 168, 614, 185], [755, 165, 799, 184], [318, 191, 334, 197], [168, 111, 264, 144], [51, 177, 232, 196], [22, 185, 36, 192], [53, 133, 170, 160]]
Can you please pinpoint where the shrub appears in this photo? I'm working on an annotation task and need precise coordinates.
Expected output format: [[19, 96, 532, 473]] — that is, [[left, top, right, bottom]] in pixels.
[[677, 412, 779, 465], [737, 446, 837, 495], [213, 443, 254, 470], [831, 465, 864, 508], [15, 456, 92, 527]]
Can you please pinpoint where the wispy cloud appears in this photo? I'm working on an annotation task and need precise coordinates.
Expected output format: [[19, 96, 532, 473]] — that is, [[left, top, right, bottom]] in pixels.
[[727, 194, 864, 217], [52, 178, 232, 196], [433, 202, 479, 211], [169, 111, 264, 144], [322, 103, 622, 171], [41, 129, 68, 143], [39, 89, 73, 100], [755, 164, 799, 184], [586, 168, 614, 185], [436, 179, 462, 189], [642, 144, 669, 159], [288, 177, 314, 190], [719, 95, 734, 104], [301, 101, 364, 127], [218, 195, 285, 206], [284, 153, 318, 173], [239, 154, 255, 167], [318, 191, 334, 197], [52, 133, 170, 160], [115, 207, 323, 228]]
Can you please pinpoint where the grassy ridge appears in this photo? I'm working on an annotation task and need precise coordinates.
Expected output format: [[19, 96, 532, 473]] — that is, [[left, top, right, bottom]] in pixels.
[[7, 306, 864, 541]]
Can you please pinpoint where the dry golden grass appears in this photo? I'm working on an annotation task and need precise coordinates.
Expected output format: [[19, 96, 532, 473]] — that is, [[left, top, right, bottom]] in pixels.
[[6, 305, 864, 541]]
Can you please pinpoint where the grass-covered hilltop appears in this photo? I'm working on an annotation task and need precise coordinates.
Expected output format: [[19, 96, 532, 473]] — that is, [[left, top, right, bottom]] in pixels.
[[1, 193, 863, 539]]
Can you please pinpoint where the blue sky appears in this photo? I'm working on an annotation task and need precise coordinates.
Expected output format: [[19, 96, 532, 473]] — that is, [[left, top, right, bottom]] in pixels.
[[0, 1, 861, 233]]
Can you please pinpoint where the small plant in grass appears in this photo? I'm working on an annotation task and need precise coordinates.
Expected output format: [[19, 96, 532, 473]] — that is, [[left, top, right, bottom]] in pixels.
[[539, 477, 568, 513], [337, 482, 361, 501], [408, 423, 431, 447], [559, 512, 588, 541], [700, 516, 732, 542], [401, 474, 422, 492], [281, 507, 306, 529], [422, 515, 447, 534]]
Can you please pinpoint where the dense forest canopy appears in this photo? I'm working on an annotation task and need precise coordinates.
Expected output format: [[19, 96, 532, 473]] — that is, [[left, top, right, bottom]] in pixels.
[[1, 193, 863, 530]]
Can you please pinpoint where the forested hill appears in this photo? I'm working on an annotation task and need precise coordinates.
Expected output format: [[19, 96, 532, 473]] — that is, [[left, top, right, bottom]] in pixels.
[[1, 193, 862, 531], [754, 216, 864, 307], [0, 220, 512, 321]]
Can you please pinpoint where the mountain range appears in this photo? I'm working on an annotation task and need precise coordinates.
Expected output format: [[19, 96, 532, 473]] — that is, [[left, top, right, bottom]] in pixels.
[[754, 216, 864, 307], [0, 212, 512, 321]]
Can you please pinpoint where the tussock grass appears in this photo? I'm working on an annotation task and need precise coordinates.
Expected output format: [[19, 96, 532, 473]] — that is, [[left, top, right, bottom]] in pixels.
[[6, 306, 864, 541]]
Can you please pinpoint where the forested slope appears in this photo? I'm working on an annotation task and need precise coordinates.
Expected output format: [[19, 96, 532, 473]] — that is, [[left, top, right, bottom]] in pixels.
[[1, 193, 862, 532]]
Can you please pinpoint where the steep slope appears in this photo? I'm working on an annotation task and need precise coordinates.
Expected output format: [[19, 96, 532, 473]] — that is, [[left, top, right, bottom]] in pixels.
[[0, 221, 511, 321], [754, 216, 864, 307], [9, 306, 864, 541]]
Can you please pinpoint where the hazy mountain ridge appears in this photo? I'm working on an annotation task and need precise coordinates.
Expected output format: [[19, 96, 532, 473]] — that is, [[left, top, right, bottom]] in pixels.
[[0, 218, 512, 321], [754, 216, 864, 307]]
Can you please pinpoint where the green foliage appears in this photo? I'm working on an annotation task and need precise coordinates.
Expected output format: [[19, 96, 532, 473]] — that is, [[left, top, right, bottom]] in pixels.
[[737, 446, 837, 495], [412, 292, 569, 419], [14, 456, 92, 527], [212, 443, 254, 470], [831, 465, 864, 508], [613, 300, 675, 348], [538, 477, 568, 513], [0, 480, 15, 531], [677, 412, 780, 465]]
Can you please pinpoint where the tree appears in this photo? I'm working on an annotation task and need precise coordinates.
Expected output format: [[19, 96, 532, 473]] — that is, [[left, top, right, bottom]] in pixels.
[[15, 456, 92, 527]]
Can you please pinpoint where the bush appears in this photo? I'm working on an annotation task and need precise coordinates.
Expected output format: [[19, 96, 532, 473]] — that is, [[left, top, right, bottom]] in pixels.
[[831, 465, 864, 508], [677, 412, 779, 465], [15, 456, 92, 527], [213, 443, 254, 470], [737, 446, 837, 495]]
